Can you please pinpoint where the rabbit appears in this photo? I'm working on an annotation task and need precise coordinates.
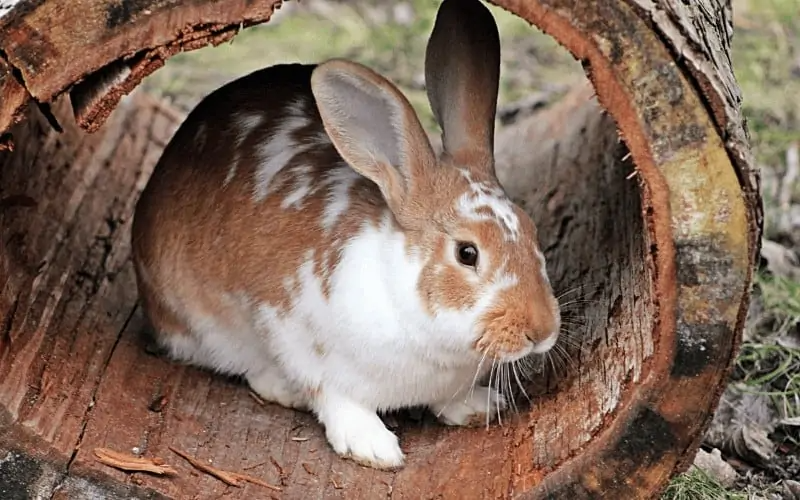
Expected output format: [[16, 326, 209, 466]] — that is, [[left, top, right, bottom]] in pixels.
[[130, 0, 560, 470]]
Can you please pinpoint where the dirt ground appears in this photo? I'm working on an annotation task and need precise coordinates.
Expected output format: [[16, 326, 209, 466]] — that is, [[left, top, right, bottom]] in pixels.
[[139, 0, 800, 497]]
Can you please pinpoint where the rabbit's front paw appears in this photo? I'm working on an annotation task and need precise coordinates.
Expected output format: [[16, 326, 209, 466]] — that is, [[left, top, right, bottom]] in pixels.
[[431, 386, 507, 427], [318, 396, 404, 469]]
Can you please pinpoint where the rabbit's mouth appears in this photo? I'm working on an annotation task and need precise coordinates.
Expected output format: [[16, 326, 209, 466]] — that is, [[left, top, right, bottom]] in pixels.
[[473, 303, 560, 361], [473, 328, 536, 362], [530, 331, 559, 354]]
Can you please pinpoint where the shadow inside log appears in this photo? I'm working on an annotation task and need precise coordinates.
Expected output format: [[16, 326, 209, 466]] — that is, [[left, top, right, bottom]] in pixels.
[[489, 82, 655, 433]]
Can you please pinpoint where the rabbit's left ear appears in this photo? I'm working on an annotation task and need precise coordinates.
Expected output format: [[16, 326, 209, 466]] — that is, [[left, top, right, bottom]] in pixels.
[[425, 0, 501, 167], [311, 59, 436, 213]]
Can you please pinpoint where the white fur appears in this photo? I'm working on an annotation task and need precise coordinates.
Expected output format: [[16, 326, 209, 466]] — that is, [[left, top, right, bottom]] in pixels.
[[281, 164, 315, 209], [531, 331, 558, 354], [534, 246, 550, 285], [432, 386, 507, 426], [320, 164, 360, 231], [225, 112, 265, 186], [456, 170, 520, 241], [253, 100, 312, 201], [0, 1, 22, 19]]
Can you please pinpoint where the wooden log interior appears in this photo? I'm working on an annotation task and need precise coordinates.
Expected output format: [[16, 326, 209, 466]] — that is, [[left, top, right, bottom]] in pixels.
[[0, 0, 760, 498]]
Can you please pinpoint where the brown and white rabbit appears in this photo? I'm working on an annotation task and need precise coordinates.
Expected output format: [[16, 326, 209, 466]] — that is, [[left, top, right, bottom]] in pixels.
[[131, 0, 560, 469]]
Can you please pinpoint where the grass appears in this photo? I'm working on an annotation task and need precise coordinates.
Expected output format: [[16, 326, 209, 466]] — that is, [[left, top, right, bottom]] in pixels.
[[735, 273, 800, 425], [757, 273, 800, 333], [662, 467, 746, 500]]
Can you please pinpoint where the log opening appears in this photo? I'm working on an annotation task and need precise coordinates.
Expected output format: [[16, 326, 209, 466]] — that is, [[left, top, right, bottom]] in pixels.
[[0, 0, 760, 498]]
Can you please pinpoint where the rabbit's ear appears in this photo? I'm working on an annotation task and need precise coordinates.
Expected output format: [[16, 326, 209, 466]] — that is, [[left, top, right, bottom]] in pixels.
[[425, 0, 500, 167], [311, 59, 436, 211]]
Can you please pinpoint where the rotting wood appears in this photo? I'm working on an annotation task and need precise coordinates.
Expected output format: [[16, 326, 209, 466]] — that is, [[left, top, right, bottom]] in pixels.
[[0, 0, 759, 498]]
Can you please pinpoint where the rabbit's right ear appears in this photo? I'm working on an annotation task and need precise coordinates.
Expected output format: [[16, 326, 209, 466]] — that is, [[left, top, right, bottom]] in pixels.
[[311, 59, 436, 214], [425, 0, 500, 166]]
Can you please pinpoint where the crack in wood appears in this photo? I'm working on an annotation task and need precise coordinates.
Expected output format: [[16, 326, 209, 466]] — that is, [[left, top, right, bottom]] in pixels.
[[0, 290, 20, 349], [64, 304, 136, 470]]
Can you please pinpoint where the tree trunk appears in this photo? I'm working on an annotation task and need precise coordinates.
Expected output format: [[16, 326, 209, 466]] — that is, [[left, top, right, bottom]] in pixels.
[[0, 0, 760, 498]]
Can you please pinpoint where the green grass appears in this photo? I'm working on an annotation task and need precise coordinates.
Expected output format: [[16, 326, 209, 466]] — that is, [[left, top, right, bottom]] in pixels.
[[734, 273, 800, 423], [662, 467, 746, 500], [757, 272, 800, 331]]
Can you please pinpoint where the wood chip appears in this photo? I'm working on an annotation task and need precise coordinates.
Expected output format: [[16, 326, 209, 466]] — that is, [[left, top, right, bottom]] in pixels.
[[331, 477, 343, 489], [291, 436, 310, 442], [169, 446, 282, 492], [302, 462, 315, 475], [93, 448, 177, 476]]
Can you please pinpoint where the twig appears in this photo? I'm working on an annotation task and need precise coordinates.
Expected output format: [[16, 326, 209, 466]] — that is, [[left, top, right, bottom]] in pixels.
[[93, 448, 177, 476], [270, 456, 285, 477], [169, 446, 282, 492], [242, 460, 268, 471]]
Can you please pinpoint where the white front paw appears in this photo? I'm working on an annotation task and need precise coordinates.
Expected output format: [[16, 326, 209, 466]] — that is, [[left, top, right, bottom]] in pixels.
[[323, 405, 404, 469], [432, 385, 507, 427]]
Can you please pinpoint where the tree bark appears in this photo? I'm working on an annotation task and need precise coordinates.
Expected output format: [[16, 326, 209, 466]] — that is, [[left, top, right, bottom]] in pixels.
[[0, 0, 760, 499]]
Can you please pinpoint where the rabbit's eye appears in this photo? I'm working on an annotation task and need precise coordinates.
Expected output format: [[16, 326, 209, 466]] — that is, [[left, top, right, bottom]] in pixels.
[[456, 242, 479, 268]]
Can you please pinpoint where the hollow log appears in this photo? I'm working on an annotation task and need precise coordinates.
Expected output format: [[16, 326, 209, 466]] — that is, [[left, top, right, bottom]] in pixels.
[[0, 0, 760, 498]]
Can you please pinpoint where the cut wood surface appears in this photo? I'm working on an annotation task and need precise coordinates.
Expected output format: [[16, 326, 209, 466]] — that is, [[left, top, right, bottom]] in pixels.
[[0, 0, 760, 498]]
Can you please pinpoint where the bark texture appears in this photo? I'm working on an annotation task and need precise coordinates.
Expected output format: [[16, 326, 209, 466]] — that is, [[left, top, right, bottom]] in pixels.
[[0, 0, 760, 498]]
